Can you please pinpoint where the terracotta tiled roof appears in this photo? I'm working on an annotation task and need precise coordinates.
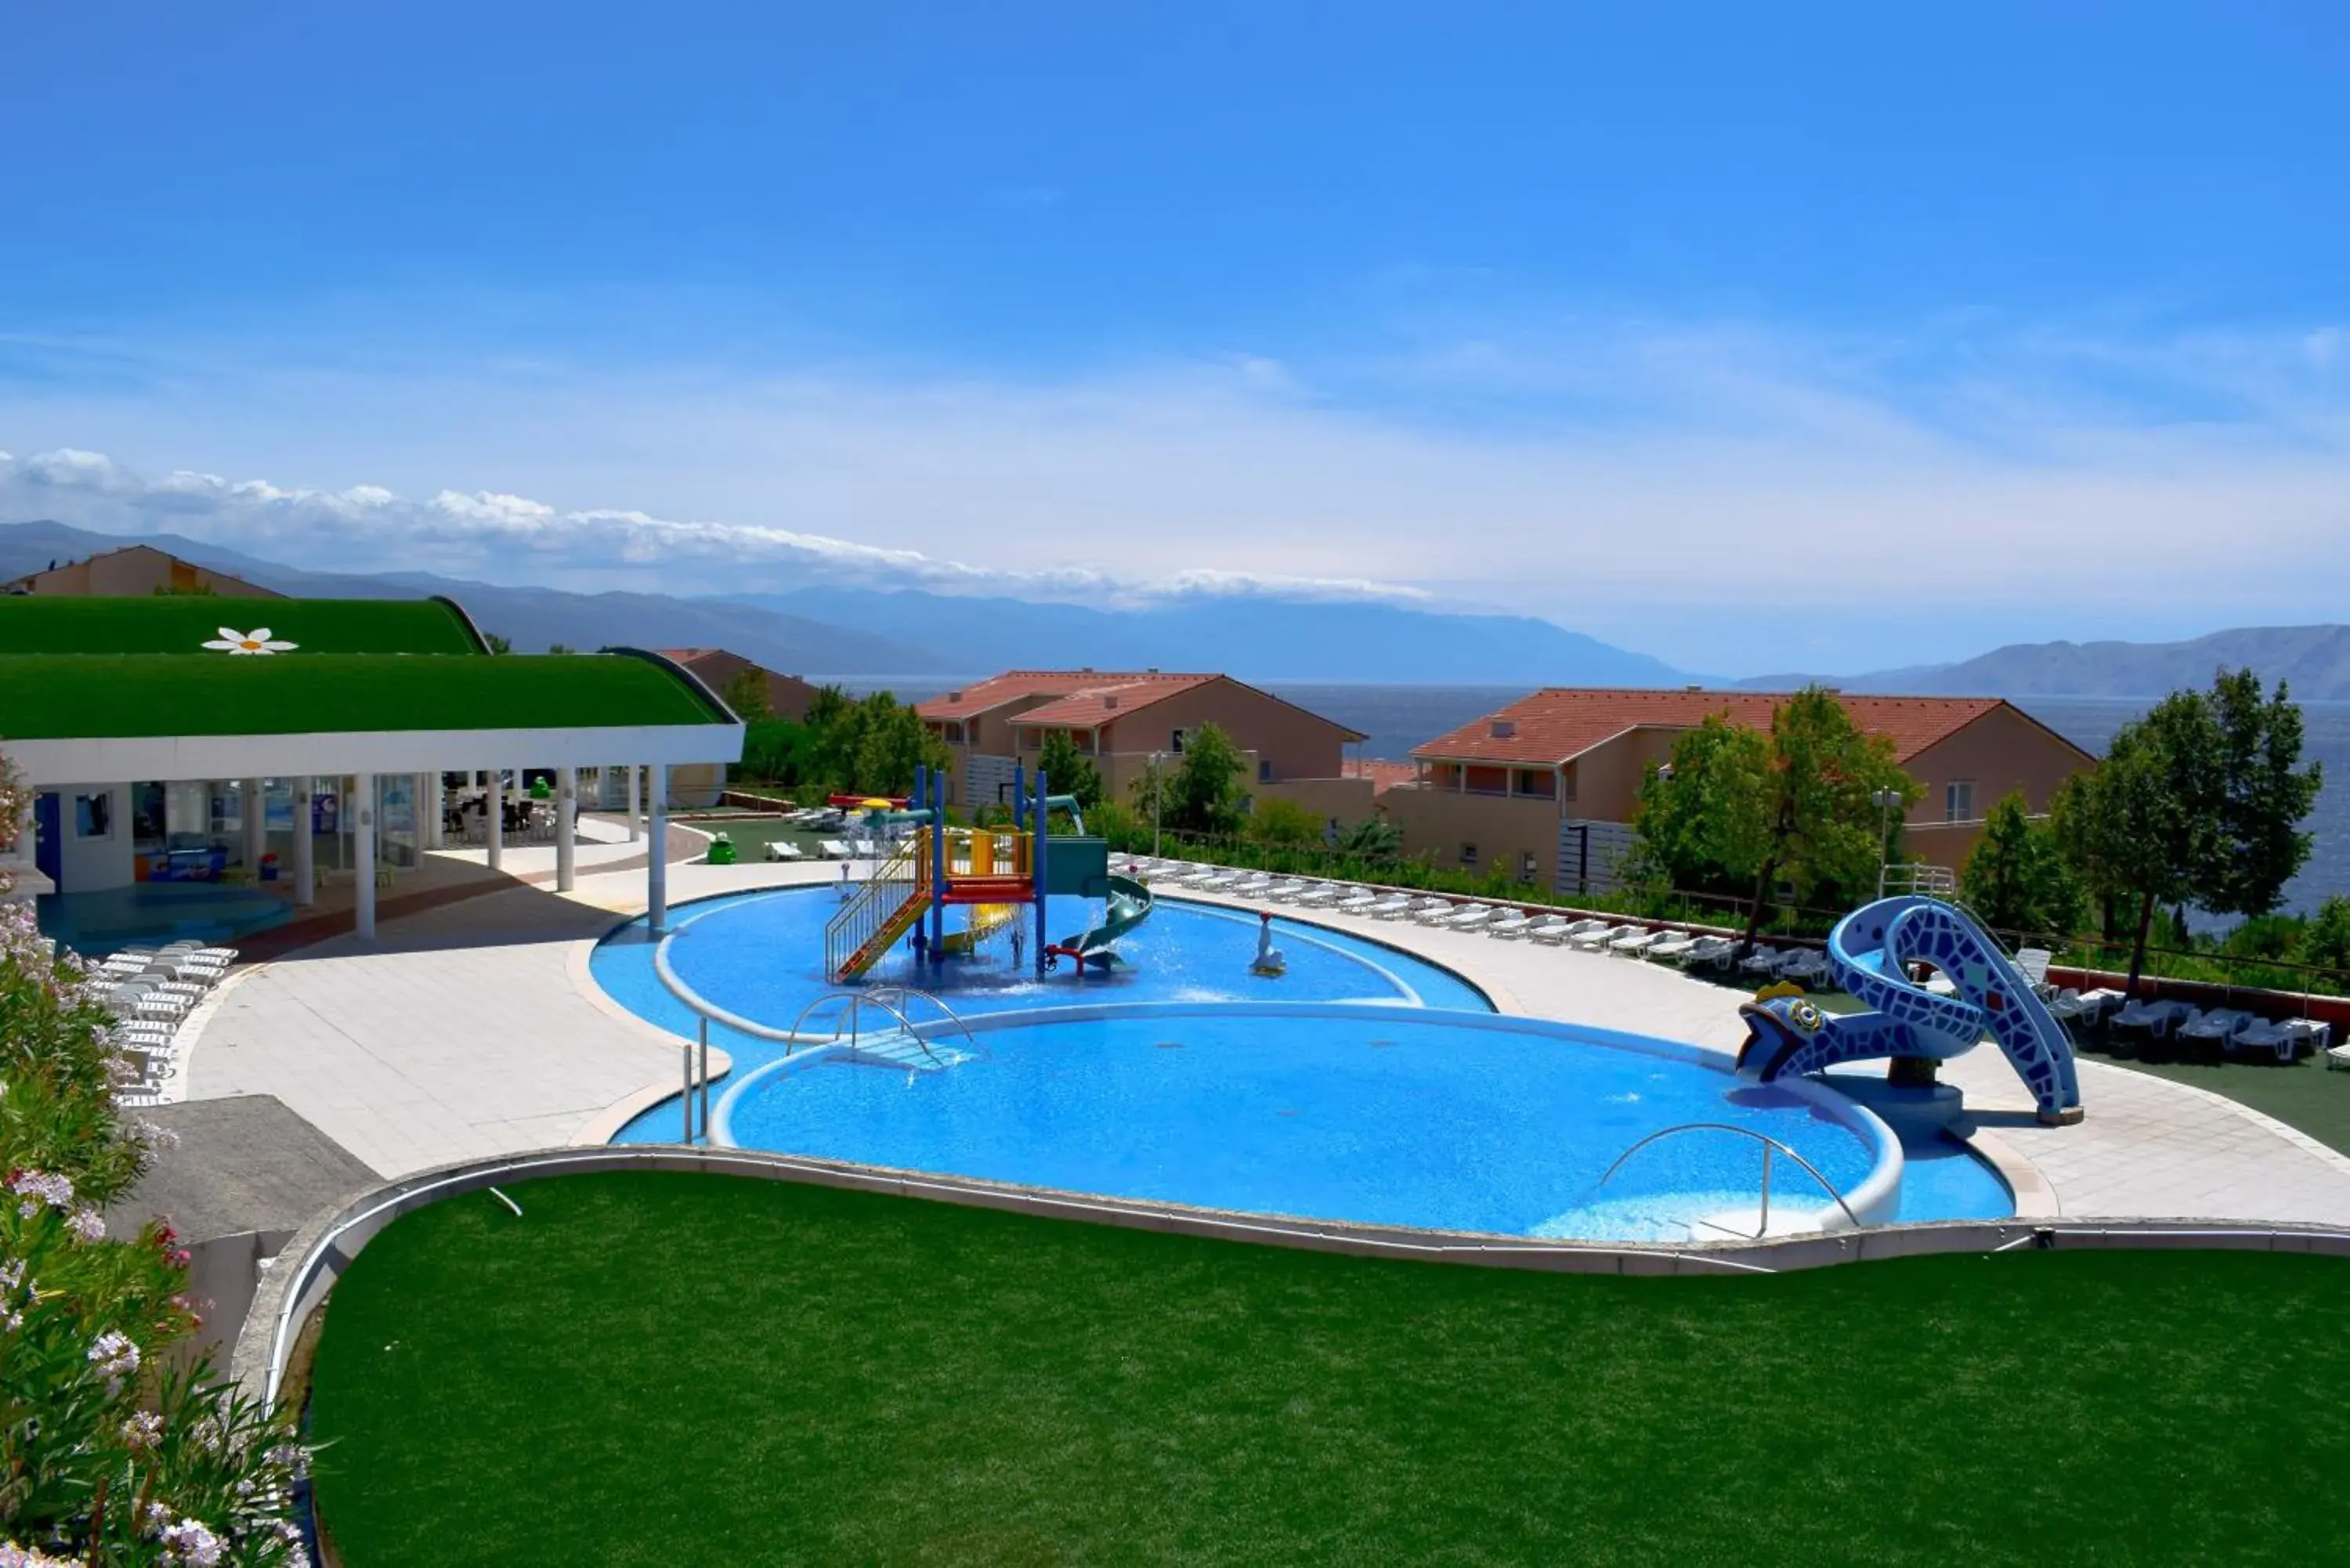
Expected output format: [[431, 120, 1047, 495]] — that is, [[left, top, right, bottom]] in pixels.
[[1411, 688, 2012, 765], [915, 670, 1209, 723], [1345, 759, 1418, 796], [656, 648, 720, 663]]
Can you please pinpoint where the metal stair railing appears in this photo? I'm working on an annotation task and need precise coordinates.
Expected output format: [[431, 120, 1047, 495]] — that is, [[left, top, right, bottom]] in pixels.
[[783, 985, 979, 1066], [824, 833, 927, 981], [1600, 1122, 1861, 1239]]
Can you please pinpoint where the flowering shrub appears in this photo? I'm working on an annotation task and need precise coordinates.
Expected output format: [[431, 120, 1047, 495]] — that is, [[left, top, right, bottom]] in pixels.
[[1, 746, 308, 1564]]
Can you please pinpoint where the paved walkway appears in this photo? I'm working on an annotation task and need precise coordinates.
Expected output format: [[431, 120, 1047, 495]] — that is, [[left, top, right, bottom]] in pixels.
[[183, 862, 2350, 1226]]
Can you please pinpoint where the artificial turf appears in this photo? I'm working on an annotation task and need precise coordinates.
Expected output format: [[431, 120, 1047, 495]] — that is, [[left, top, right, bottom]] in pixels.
[[308, 1172, 2350, 1567]]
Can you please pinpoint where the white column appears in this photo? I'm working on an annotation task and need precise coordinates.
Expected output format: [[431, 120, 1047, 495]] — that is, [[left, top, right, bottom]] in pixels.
[[241, 776, 266, 873], [416, 771, 436, 851], [626, 764, 642, 842], [292, 776, 316, 905], [556, 765, 577, 892], [486, 768, 504, 873], [353, 771, 377, 940], [647, 762, 669, 931]]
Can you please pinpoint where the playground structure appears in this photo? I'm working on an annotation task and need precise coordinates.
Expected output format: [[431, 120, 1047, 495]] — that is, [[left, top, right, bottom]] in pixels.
[[821, 765, 1154, 983], [1737, 894, 2084, 1125]]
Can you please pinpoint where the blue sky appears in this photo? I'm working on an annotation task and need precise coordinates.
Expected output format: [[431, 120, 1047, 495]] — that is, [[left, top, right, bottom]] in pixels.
[[4, 3, 2347, 674]]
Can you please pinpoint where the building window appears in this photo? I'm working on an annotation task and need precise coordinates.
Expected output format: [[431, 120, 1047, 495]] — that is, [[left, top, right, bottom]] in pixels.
[[1170, 728, 1187, 754], [1520, 851, 1538, 882], [1465, 765, 1509, 796], [1258, 760, 1274, 783], [1513, 768, 1556, 798], [74, 793, 112, 839], [1944, 781, 1975, 822], [1460, 843, 1478, 866], [943, 721, 965, 745]]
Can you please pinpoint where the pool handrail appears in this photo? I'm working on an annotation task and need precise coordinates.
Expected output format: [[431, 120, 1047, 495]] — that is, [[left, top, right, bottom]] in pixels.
[[1600, 1122, 1863, 1237], [651, 927, 978, 1142]]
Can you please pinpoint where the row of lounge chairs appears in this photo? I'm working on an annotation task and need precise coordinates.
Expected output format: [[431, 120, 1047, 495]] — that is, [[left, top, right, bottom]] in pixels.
[[1121, 858, 1828, 981], [90, 941, 240, 1106], [2094, 997, 2333, 1061]]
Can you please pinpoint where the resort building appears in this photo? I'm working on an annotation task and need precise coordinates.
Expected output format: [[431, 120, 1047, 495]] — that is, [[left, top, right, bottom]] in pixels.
[[4, 541, 280, 599], [655, 647, 820, 722], [1389, 688, 2095, 892], [2, 593, 743, 950], [916, 670, 1371, 820]]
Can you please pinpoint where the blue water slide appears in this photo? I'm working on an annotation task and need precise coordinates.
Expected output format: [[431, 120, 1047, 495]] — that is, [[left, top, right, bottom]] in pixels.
[[1737, 895, 2083, 1125]]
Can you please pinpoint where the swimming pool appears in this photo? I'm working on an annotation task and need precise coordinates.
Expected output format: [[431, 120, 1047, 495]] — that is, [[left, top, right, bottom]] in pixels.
[[589, 886, 2001, 1240]]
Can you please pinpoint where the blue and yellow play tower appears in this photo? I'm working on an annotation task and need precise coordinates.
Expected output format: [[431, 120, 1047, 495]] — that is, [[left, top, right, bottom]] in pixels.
[[821, 764, 1152, 983]]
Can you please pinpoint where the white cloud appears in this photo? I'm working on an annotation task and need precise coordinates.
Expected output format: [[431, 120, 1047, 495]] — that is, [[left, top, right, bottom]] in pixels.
[[3, 310, 2348, 670]]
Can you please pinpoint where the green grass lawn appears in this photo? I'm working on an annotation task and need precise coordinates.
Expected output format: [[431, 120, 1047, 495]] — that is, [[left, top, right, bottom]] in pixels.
[[309, 1172, 2350, 1567], [684, 815, 835, 859]]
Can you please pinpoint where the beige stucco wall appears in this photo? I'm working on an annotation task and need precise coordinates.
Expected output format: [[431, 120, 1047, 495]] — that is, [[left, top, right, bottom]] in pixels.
[[1901, 706, 2091, 825], [1382, 785, 1563, 883], [11, 546, 280, 599], [1253, 775, 1376, 822], [1094, 679, 1351, 783]]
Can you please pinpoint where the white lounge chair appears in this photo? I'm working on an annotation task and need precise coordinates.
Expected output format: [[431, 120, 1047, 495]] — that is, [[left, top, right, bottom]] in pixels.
[[818, 840, 851, 860], [1644, 932, 1702, 963], [2113, 998, 2191, 1039], [1291, 885, 1341, 909], [1432, 905, 1496, 932], [1737, 945, 1784, 977], [2182, 1008, 2254, 1045], [763, 840, 805, 862], [1401, 898, 1455, 924], [1607, 927, 1667, 957], [1362, 894, 1416, 919], [2045, 987, 2092, 1025], [1776, 949, 1831, 986], [1571, 923, 1636, 952], [2012, 947, 2055, 997], [1262, 880, 1308, 903], [1487, 912, 1539, 939], [1335, 891, 1384, 915], [2231, 1018, 2301, 1062], [1230, 876, 1277, 898], [1524, 918, 1577, 945], [1682, 936, 1738, 972]]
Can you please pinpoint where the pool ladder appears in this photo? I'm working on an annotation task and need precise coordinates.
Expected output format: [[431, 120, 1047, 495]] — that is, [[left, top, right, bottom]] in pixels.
[[652, 924, 978, 1143], [1600, 1122, 1860, 1240]]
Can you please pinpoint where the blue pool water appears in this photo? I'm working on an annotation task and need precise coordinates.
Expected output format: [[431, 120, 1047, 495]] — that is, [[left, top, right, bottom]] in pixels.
[[1890, 1134, 2015, 1223], [590, 885, 2010, 1239], [708, 1008, 1884, 1241]]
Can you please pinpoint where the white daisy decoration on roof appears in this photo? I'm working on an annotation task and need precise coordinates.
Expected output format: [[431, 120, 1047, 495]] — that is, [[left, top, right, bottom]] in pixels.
[[202, 627, 298, 655]]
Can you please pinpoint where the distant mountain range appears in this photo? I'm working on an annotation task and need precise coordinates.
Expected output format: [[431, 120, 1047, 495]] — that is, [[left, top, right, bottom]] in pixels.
[[712, 587, 1690, 685], [0, 519, 1691, 686], [12, 518, 2349, 699], [1736, 625, 2350, 702]]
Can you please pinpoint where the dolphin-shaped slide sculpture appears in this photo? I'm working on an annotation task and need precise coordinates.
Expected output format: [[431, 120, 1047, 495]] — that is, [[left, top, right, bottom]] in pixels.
[[1737, 895, 2083, 1125]]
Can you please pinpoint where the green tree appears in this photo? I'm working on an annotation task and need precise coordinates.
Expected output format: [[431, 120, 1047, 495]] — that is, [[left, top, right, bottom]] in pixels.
[[483, 631, 513, 654], [2052, 689, 2222, 994], [1034, 728, 1104, 811], [2205, 668, 2323, 918], [1961, 791, 2084, 938], [1630, 688, 1918, 947], [721, 667, 772, 722], [1249, 796, 1322, 848], [848, 692, 949, 796], [548, 641, 577, 655], [1335, 815, 1405, 861], [738, 717, 815, 784], [2305, 895, 2350, 977], [1163, 722, 1249, 835]]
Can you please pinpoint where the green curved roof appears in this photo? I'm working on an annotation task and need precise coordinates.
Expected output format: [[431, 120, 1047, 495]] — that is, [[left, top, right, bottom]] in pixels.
[[0, 596, 487, 656], [0, 652, 726, 739]]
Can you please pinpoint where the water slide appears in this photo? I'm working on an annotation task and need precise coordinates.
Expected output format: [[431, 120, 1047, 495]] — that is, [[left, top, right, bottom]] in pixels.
[[1737, 895, 2084, 1125], [1046, 874, 1154, 971]]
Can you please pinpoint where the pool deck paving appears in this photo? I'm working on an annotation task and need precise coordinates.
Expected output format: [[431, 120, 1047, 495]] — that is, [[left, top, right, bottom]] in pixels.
[[182, 858, 2350, 1228]]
